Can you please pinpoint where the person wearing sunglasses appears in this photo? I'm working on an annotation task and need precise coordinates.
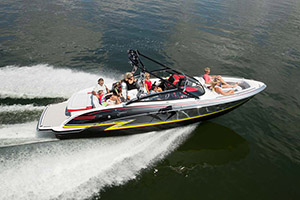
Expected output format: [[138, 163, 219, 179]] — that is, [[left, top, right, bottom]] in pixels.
[[121, 72, 138, 100]]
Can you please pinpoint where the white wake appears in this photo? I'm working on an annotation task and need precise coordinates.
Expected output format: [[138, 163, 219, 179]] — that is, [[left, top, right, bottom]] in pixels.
[[0, 64, 197, 200], [0, 64, 116, 98], [0, 121, 57, 147], [0, 121, 39, 139], [0, 104, 44, 113], [0, 125, 196, 200]]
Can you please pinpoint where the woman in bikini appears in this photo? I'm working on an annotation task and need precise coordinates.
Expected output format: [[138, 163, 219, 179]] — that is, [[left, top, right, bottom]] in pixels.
[[211, 79, 235, 95]]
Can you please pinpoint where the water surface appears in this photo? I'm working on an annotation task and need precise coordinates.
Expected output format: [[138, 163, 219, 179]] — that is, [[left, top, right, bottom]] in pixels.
[[0, 0, 299, 199]]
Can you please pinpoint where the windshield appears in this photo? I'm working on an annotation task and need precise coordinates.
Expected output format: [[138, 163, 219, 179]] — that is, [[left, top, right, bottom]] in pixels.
[[126, 50, 205, 105]]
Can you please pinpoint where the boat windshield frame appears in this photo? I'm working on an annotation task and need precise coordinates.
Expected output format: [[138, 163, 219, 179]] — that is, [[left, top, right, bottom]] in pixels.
[[125, 50, 205, 105]]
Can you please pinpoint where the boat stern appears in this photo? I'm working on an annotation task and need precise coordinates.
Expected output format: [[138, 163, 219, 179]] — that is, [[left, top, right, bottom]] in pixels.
[[37, 102, 70, 132]]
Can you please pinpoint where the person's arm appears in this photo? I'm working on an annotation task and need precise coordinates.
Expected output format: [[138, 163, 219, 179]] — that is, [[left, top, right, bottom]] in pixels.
[[105, 85, 110, 94]]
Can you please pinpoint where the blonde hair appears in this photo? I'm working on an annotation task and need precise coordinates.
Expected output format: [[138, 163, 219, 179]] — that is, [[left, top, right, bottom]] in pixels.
[[124, 72, 133, 80], [210, 80, 220, 91], [145, 72, 150, 79], [204, 67, 210, 73]]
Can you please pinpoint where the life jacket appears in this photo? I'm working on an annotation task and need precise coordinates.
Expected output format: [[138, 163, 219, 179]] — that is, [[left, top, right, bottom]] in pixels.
[[98, 94, 106, 105]]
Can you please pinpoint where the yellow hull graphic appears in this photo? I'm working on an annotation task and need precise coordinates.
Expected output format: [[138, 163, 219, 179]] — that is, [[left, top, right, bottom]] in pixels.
[[63, 102, 244, 131]]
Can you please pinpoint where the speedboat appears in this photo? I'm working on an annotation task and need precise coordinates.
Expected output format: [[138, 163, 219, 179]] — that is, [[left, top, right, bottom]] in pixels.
[[37, 50, 266, 139]]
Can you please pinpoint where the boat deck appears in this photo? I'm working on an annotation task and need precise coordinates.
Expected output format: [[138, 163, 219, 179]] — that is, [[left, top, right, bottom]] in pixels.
[[40, 102, 69, 128]]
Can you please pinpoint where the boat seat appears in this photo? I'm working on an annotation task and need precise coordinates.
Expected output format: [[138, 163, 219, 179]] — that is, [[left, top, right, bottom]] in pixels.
[[196, 77, 211, 88]]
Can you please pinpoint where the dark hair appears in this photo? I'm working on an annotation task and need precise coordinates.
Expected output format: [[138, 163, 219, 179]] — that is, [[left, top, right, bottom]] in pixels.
[[113, 81, 120, 88], [151, 81, 157, 90], [151, 84, 158, 90], [98, 78, 104, 82]]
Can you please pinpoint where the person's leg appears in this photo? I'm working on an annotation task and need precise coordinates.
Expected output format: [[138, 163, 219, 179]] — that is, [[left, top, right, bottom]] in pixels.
[[226, 90, 234, 95], [217, 77, 229, 86], [116, 96, 121, 104], [221, 83, 233, 88], [218, 77, 238, 88]]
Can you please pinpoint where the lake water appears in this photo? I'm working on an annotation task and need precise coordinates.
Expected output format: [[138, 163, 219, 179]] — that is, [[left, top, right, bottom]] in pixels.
[[0, 0, 299, 199]]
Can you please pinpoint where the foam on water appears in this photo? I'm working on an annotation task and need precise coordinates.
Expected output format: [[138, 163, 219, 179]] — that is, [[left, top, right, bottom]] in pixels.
[[0, 104, 44, 113], [0, 64, 116, 98], [0, 121, 57, 147], [0, 121, 38, 139], [0, 125, 196, 200], [0, 64, 197, 199]]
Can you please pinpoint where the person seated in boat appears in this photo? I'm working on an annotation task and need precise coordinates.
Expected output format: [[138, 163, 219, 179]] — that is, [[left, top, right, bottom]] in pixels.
[[96, 90, 106, 104], [111, 81, 125, 102], [149, 80, 163, 93], [144, 72, 152, 94], [106, 94, 121, 106], [92, 78, 110, 96], [203, 67, 237, 88], [211, 79, 234, 95], [121, 72, 138, 100], [112, 81, 122, 95], [150, 84, 163, 94], [147, 85, 162, 100]]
